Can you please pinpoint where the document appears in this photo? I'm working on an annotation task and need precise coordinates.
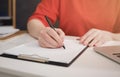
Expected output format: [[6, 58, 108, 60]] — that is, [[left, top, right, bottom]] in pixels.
[[1, 38, 87, 67], [0, 26, 19, 38]]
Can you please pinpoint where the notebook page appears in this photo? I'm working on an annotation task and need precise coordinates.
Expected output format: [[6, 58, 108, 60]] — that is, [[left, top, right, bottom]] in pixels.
[[1, 33, 35, 51], [4, 39, 86, 63]]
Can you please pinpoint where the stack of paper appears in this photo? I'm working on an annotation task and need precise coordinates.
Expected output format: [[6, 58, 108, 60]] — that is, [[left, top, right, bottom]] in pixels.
[[0, 26, 19, 38]]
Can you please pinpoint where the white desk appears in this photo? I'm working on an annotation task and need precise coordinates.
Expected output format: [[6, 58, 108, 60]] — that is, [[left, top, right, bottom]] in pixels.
[[0, 33, 120, 77]]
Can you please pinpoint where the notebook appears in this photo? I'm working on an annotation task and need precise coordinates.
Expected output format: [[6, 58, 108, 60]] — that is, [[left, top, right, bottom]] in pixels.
[[0, 39, 87, 67], [94, 46, 120, 64]]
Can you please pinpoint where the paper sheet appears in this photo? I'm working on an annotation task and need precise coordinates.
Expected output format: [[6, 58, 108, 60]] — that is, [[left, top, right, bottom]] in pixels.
[[0, 26, 19, 38], [4, 39, 86, 63]]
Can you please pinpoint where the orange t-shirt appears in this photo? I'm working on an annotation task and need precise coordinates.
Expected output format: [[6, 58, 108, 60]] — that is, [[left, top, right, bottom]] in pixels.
[[29, 0, 120, 36]]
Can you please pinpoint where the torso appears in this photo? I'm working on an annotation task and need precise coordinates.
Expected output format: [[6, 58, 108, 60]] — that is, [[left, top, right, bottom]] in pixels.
[[59, 0, 120, 36]]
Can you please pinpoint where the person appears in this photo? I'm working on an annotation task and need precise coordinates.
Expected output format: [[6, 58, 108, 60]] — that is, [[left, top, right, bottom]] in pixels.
[[27, 0, 120, 48]]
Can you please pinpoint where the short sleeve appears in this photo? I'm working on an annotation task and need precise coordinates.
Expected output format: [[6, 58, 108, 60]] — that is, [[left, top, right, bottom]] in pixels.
[[29, 0, 59, 27]]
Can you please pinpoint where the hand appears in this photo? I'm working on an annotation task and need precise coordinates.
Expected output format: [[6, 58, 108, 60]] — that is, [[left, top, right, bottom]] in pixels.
[[37, 27, 65, 48], [80, 28, 113, 47]]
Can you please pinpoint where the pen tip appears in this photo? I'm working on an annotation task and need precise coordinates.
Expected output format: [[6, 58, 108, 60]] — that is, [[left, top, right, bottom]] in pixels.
[[63, 46, 66, 49]]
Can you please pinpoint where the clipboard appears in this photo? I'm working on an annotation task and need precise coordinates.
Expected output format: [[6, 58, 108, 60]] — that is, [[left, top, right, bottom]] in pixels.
[[0, 39, 88, 67]]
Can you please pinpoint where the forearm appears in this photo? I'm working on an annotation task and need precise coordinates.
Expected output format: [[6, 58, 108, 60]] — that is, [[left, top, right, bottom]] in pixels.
[[27, 19, 45, 39], [112, 33, 120, 41]]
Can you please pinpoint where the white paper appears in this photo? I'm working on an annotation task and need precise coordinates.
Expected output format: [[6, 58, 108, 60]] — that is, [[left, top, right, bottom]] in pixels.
[[4, 39, 86, 63], [0, 26, 19, 38]]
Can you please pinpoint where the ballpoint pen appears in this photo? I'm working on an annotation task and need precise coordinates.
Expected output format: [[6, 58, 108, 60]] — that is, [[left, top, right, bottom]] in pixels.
[[45, 16, 66, 49]]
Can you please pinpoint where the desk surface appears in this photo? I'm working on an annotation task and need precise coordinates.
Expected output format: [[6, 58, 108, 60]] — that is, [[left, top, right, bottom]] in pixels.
[[0, 33, 120, 77]]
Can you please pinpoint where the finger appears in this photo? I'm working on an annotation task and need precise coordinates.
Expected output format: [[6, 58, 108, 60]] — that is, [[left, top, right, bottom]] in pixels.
[[39, 28, 59, 48], [38, 36, 57, 48], [40, 29, 60, 47], [82, 31, 99, 46], [55, 28, 65, 41], [88, 34, 102, 47], [47, 28, 63, 46], [80, 29, 96, 42]]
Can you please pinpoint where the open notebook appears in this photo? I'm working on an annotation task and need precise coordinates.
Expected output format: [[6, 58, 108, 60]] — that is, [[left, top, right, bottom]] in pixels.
[[0, 39, 87, 67]]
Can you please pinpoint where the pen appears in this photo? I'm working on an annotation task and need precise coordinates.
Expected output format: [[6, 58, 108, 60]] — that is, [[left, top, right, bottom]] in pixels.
[[45, 16, 66, 49]]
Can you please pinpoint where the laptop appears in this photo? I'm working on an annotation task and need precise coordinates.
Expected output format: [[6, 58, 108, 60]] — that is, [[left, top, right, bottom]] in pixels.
[[94, 46, 120, 64]]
